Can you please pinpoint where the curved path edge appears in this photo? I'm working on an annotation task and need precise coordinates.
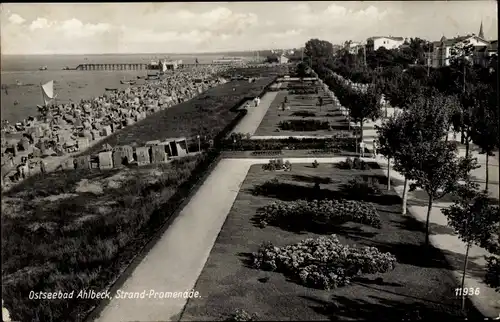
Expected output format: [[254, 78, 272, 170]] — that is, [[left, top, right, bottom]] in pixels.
[[95, 156, 499, 321]]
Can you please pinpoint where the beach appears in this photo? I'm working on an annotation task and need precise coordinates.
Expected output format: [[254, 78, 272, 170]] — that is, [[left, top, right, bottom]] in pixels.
[[0, 53, 253, 123]]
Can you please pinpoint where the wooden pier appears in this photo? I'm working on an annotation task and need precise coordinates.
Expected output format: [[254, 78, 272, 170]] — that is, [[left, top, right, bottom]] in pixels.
[[75, 63, 148, 71], [74, 62, 219, 71]]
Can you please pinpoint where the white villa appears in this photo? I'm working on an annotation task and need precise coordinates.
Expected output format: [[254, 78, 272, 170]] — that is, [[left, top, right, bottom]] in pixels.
[[366, 36, 405, 51], [430, 22, 496, 68]]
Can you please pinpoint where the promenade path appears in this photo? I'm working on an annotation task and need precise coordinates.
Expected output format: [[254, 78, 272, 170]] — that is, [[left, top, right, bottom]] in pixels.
[[230, 92, 278, 135], [95, 157, 348, 322]]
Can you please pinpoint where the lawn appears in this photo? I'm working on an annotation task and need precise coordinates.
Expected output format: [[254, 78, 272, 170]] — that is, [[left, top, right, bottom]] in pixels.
[[181, 162, 482, 321], [254, 81, 351, 137], [82, 74, 276, 156]]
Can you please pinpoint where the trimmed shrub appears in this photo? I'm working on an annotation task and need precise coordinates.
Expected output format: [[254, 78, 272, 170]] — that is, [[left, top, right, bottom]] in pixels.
[[278, 120, 330, 131], [337, 157, 369, 170], [262, 158, 291, 171], [291, 111, 317, 117], [251, 235, 396, 290], [220, 136, 357, 152], [257, 198, 381, 229]]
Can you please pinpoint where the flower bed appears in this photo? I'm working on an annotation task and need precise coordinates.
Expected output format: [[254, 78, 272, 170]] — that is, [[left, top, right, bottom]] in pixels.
[[278, 120, 330, 131], [251, 235, 396, 290], [262, 159, 291, 171], [257, 198, 381, 229], [337, 157, 370, 170]]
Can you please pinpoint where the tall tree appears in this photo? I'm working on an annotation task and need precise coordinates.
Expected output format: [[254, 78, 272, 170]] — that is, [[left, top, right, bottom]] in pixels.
[[305, 39, 334, 62], [406, 140, 478, 246], [469, 84, 499, 191], [376, 115, 404, 192], [349, 84, 382, 142], [442, 180, 500, 309]]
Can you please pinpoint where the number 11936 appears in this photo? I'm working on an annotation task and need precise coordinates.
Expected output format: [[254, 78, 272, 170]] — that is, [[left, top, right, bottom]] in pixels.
[[455, 287, 480, 296]]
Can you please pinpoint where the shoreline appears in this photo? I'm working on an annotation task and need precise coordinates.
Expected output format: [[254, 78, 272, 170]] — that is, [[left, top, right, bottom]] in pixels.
[[1, 65, 234, 190]]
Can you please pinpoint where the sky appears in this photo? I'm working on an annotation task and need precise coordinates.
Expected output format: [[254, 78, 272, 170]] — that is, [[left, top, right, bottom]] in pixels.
[[1, 1, 497, 55]]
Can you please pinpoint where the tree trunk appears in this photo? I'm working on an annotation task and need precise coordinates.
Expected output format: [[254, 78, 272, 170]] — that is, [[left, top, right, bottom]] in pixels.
[[402, 177, 408, 215], [360, 119, 364, 143], [387, 157, 391, 191], [461, 242, 471, 311], [461, 127, 465, 144], [485, 152, 489, 192], [425, 195, 433, 246], [465, 133, 470, 158]]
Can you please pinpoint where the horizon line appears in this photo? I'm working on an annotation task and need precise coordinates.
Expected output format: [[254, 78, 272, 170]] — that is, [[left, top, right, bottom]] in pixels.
[[1, 48, 305, 56]]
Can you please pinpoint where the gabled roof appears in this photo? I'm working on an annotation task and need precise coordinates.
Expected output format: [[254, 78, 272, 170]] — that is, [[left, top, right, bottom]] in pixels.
[[438, 34, 490, 47]]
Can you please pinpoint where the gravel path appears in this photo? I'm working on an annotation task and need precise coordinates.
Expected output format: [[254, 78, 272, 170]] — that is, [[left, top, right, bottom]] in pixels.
[[230, 91, 278, 135]]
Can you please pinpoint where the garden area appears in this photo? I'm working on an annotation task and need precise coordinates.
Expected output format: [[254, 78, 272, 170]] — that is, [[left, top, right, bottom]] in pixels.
[[0, 67, 286, 322], [82, 72, 276, 156], [253, 80, 351, 137], [181, 161, 482, 321]]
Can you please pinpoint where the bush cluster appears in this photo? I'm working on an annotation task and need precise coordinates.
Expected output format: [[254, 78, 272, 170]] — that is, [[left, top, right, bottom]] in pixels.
[[343, 177, 381, 199], [262, 159, 292, 171], [337, 157, 370, 170], [291, 111, 317, 117], [290, 89, 318, 95], [221, 136, 357, 152], [278, 120, 330, 131], [257, 199, 381, 229], [251, 235, 396, 290], [225, 309, 258, 321]]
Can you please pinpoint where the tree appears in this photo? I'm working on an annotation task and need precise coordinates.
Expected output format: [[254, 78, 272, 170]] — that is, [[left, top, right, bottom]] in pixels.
[[296, 62, 309, 79], [388, 95, 450, 215], [349, 84, 382, 142], [406, 140, 478, 246], [376, 114, 408, 192], [451, 83, 480, 157], [442, 180, 499, 309], [384, 72, 424, 110], [304, 39, 334, 62], [469, 84, 499, 191]]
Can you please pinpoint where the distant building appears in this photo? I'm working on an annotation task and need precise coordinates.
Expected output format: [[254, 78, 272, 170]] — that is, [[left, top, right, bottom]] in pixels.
[[430, 23, 491, 68], [343, 41, 364, 54], [366, 36, 405, 51], [279, 55, 289, 64]]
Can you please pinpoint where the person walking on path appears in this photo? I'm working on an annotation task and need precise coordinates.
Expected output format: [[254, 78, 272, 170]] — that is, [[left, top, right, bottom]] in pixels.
[[359, 141, 366, 158], [372, 139, 378, 158]]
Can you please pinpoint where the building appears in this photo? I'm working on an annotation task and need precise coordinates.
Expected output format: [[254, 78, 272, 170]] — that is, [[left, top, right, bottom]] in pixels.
[[366, 36, 405, 51], [430, 23, 491, 68], [279, 55, 289, 64], [344, 41, 364, 55]]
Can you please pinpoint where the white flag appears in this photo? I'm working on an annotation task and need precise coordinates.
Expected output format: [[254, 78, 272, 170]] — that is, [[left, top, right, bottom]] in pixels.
[[41, 80, 57, 106]]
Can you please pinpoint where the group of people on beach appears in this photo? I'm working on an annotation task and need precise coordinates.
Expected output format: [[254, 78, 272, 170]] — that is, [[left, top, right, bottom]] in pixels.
[[38, 65, 232, 128], [2, 64, 239, 189]]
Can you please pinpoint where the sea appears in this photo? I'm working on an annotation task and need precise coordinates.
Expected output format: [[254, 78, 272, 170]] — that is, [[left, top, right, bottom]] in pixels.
[[0, 53, 253, 123]]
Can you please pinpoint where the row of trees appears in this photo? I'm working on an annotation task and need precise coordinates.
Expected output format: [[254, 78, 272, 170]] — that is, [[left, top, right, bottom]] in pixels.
[[306, 38, 500, 307]]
